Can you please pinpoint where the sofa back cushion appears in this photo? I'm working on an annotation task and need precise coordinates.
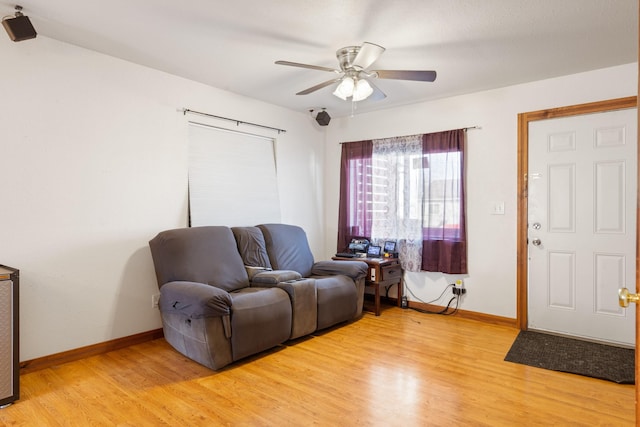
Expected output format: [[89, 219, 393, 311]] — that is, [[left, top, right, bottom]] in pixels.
[[149, 226, 249, 292], [257, 224, 314, 277], [231, 226, 272, 269]]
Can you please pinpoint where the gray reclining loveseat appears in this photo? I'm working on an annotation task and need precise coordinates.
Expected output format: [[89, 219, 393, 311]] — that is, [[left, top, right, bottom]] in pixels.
[[149, 224, 367, 370]]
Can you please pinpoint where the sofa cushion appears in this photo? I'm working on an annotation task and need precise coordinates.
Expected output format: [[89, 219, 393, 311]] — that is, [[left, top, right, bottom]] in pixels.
[[232, 226, 272, 269], [229, 287, 292, 361], [149, 226, 249, 292], [314, 275, 358, 330], [257, 224, 314, 277]]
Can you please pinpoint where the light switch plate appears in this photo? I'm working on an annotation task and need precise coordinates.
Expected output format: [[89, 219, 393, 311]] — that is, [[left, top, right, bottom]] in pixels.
[[491, 202, 505, 215]]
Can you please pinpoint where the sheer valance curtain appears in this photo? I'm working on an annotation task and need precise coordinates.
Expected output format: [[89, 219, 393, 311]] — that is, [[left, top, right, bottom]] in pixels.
[[337, 129, 467, 274]]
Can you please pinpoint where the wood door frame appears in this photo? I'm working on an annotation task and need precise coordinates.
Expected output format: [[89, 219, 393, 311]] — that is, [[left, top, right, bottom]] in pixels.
[[516, 96, 638, 330]]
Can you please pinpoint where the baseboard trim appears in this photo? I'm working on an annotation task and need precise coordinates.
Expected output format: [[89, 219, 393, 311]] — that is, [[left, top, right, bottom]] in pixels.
[[402, 299, 518, 328], [20, 328, 164, 375], [19, 303, 516, 374]]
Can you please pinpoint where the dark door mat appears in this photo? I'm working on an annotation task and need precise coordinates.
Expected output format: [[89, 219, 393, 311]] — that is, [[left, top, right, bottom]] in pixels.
[[504, 330, 635, 384]]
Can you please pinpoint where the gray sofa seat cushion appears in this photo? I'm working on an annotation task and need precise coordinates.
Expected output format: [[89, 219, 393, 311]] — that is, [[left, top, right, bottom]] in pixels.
[[149, 226, 249, 292], [312, 260, 368, 281], [229, 287, 292, 361], [313, 275, 358, 330], [258, 223, 315, 277], [232, 226, 272, 269]]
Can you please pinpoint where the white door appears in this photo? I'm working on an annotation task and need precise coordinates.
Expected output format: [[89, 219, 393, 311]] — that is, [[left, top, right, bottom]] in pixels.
[[528, 108, 637, 346]]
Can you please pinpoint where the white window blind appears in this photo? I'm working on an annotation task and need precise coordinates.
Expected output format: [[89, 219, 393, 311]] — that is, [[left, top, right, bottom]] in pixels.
[[188, 122, 281, 227]]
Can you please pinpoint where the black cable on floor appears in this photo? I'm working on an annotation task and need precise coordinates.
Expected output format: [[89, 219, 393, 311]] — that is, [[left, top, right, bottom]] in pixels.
[[411, 296, 459, 315], [405, 282, 460, 315]]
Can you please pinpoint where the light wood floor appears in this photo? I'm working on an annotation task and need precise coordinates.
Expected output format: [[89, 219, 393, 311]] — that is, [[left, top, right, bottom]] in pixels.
[[0, 306, 634, 426]]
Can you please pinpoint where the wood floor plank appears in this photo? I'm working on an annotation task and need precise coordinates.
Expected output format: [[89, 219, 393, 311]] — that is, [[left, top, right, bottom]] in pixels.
[[0, 307, 634, 426]]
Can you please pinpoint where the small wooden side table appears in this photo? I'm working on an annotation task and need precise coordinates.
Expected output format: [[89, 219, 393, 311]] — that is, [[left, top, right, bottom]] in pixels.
[[332, 257, 403, 316]]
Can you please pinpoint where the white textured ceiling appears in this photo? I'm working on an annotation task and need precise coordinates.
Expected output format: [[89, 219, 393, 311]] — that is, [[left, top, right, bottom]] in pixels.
[[1, 0, 637, 117]]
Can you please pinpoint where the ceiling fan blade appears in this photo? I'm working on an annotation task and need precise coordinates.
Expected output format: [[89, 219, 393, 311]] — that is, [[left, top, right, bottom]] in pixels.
[[275, 60, 339, 73], [374, 70, 437, 82], [296, 78, 343, 95], [366, 79, 387, 101], [352, 42, 385, 70]]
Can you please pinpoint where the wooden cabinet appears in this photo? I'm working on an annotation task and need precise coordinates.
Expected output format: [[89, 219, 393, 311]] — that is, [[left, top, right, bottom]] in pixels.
[[0, 265, 19, 408]]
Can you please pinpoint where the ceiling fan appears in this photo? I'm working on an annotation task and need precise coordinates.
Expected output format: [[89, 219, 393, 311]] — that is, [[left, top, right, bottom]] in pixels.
[[275, 42, 437, 102]]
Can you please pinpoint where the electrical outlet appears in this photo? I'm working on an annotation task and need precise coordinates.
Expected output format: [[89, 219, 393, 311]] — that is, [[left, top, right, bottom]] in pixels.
[[401, 296, 408, 308], [453, 280, 466, 296], [151, 293, 160, 309]]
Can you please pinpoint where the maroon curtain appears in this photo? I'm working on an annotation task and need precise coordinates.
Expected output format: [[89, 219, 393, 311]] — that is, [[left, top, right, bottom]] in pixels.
[[337, 140, 373, 252], [421, 129, 467, 274]]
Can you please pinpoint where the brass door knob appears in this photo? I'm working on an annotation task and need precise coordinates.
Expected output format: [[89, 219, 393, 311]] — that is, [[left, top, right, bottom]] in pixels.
[[618, 288, 640, 308]]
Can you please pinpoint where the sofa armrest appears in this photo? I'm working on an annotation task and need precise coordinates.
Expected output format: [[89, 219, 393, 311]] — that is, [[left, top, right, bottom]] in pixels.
[[244, 266, 271, 280], [159, 281, 232, 318], [311, 260, 368, 280], [251, 269, 302, 285]]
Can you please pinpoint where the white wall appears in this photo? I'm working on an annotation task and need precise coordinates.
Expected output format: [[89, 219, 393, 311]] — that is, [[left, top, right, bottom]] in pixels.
[[0, 35, 325, 361], [324, 63, 637, 319], [2, 33, 635, 361]]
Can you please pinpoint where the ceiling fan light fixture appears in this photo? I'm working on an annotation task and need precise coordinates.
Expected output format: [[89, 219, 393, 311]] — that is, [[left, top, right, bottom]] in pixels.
[[276, 41, 436, 106], [352, 79, 373, 102], [333, 77, 373, 102], [332, 77, 354, 100]]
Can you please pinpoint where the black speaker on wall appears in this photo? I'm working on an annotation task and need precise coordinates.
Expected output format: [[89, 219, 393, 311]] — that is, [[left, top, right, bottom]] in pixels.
[[315, 110, 331, 126], [2, 14, 37, 42]]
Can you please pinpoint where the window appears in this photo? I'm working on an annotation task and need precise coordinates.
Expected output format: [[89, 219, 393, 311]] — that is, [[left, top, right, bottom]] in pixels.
[[421, 151, 462, 237], [338, 129, 467, 274], [337, 139, 372, 247]]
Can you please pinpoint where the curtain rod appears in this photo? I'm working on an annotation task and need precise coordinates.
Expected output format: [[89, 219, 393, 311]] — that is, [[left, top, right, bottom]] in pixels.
[[180, 108, 287, 134], [339, 126, 481, 144]]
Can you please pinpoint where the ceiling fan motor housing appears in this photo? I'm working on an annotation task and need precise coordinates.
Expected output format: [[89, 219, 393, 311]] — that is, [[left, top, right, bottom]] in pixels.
[[336, 46, 360, 70]]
